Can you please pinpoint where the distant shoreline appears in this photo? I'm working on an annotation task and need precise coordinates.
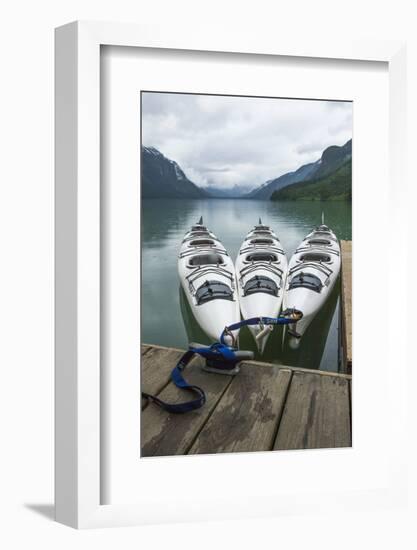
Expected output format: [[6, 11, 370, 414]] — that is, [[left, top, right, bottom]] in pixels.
[[141, 196, 351, 202]]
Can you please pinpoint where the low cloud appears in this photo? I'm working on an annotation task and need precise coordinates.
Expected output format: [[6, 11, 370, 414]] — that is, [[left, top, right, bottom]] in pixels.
[[142, 92, 352, 190], [201, 166, 232, 173]]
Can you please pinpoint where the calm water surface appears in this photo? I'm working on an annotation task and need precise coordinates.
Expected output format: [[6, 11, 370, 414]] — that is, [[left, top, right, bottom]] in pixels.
[[141, 199, 352, 372]]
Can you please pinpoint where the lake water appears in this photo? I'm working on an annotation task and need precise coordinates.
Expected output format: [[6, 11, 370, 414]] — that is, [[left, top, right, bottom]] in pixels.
[[141, 199, 352, 372]]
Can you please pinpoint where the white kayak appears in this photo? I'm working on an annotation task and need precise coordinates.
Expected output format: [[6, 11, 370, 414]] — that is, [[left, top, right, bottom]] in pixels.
[[178, 218, 241, 344], [283, 222, 341, 348], [235, 219, 288, 353]]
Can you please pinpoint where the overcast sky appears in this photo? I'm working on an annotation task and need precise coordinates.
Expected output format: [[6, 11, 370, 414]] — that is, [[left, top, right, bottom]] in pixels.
[[141, 92, 352, 192]]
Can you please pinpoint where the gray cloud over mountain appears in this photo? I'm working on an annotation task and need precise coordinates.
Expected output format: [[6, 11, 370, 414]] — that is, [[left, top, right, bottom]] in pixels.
[[142, 92, 352, 191]]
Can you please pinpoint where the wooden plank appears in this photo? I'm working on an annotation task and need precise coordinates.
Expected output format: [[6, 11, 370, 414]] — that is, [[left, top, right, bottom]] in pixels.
[[141, 346, 185, 397], [141, 344, 152, 356], [340, 240, 352, 372], [248, 360, 352, 379], [349, 379, 352, 437], [189, 365, 292, 455], [141, 356, 233, 456], [274, 371, 351, 450], [142, 342, 185, 354]]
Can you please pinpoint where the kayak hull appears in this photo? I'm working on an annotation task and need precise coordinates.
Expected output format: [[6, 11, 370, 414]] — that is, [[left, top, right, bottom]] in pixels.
[[178, 222, 240, 343], [235, 223, 288, 352], [284, 224, 341, 348]]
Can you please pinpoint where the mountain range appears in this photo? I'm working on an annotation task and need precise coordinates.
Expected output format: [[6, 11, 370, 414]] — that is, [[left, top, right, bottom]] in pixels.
[[141, 140, 352, 201], [141, 146, 208, 199], [245, 139, 352, 200], [271, 158, 352, 202]]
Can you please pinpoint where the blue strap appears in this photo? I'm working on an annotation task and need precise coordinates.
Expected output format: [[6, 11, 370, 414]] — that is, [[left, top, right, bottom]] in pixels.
[[142, 313, 301, 414], [219, 315, 295, 344], [142, 350, 206, 414]]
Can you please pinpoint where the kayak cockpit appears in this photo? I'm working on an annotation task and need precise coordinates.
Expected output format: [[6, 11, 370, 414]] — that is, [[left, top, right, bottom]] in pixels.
[[299, 252, 332, 263], [195, 280, 234, 305], [308, 238, 332, 246], [246, 230, 273, 239], [288, 272, 323, 293], [188, 253, 224, 267], [243, 275, 279, 297], [245, 251, 279, 263], [250, 238, 274, 245], [189, 239, 215, 247], [308, 231, 337, 242]]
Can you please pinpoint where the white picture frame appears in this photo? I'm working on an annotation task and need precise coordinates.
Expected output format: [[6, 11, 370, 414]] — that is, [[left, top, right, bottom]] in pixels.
[[55, 21, 407, 528]]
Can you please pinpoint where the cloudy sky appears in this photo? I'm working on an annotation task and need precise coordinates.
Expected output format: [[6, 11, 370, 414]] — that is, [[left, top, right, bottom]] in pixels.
[[141, 92, 352, 192]]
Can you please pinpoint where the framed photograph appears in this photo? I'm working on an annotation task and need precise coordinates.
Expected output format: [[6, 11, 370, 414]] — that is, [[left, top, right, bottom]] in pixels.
[[55, 21, 407, 528], [139, 90, 353, 457]]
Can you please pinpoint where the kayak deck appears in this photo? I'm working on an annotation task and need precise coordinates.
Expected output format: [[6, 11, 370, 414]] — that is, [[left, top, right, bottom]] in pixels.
[[141, 343, 352, 457]]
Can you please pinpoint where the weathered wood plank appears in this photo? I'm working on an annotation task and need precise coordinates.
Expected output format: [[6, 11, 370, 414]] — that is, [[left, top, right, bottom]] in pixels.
[[189, 365, 292, 455], [141, 346, 185, 397], [141, 344, 152, 356], [340, 240, 352, 372], [349, 379, 352, 436], [141, 356, 233, 456], [249, 360, 352, 379], [274, 371, 351, 450], [142, 343, 185, 354]]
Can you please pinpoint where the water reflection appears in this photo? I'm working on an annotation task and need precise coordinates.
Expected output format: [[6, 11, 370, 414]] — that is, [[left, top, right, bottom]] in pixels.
[[179, 286, 212, 347]]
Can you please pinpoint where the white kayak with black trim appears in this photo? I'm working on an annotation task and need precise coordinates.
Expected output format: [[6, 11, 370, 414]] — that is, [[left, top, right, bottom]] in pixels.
[[283, 221, 341, 348], [235, 219, 288, 353], [178, 218, 241, 343]]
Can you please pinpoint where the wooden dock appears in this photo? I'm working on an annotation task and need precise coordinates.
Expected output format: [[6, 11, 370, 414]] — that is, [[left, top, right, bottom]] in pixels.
[[141, 344, 352, 457], [340, 240, 352, 373]]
